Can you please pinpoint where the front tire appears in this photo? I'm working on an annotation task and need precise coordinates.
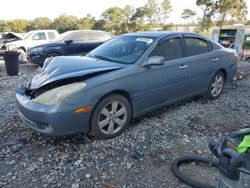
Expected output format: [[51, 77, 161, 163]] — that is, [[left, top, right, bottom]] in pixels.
[[18, 48, 27, 63], [45, 52, 60, 59], [90, 94, 131, 139], [206, 71, 225, 100]]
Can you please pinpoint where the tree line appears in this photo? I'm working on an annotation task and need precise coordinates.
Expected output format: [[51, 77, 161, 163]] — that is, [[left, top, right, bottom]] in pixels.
[[0, 0, 248, 35]]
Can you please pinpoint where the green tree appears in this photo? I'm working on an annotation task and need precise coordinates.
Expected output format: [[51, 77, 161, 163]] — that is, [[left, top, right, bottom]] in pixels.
[[78, 14, 96, 30], [162, 23, 174, 31], [181, 9, 197, 23], [6, 19, 30, 32], [161, 0, 172, 25], [130, 7, 148, 31], [122, 5, 134, 33], [52, 14, 79, 33], [215, 0, 248, 28], [102, 7, 124, 34], [29, 17, 52, 30], [144, 0, 159, 30], [196, 0, 216, 32], [92, 19, 106, 31], [0, 20, 9, 32]]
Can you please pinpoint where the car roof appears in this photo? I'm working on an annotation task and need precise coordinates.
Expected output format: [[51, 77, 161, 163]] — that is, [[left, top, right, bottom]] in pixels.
[[121, 31, 202, 39], [66, 30, 109, 33]]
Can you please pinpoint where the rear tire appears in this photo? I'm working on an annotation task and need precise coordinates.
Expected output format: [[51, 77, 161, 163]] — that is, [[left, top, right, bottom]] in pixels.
[[90, 94, 131, 139], [206, 71, 225, 100]]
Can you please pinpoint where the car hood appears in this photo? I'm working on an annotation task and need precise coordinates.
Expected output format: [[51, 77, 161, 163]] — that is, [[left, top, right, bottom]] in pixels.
[[3, 32, 24, 40], [28, 56, 126, 89]]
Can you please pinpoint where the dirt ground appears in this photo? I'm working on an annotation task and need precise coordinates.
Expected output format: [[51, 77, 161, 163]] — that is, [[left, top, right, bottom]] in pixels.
[[0, 60, 250, 188]]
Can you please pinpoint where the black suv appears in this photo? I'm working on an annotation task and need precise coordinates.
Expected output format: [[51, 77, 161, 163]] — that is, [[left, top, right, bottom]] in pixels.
[[28, 30, 112, 66]]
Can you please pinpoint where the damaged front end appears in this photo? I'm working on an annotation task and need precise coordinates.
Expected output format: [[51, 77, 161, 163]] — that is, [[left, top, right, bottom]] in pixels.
[[16, 56, 126, 135], [24, 69, 115, 100], [22, 56, 125, 104]]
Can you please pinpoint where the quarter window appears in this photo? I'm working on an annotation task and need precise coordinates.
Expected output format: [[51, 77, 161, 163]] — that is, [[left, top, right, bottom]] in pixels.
[[184, 38, 209, 56], [150, 38, 183, 61]]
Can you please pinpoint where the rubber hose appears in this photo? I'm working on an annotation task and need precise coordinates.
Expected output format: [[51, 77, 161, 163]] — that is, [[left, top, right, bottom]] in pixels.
[[171, 155, 219, 188]]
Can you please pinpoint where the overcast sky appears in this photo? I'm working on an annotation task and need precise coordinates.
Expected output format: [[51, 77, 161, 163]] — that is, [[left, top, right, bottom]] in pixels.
[[0, 0, 250, 23]]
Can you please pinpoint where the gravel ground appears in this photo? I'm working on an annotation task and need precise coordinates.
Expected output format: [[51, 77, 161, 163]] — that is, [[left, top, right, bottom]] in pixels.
[[0, 60, 250, 188]]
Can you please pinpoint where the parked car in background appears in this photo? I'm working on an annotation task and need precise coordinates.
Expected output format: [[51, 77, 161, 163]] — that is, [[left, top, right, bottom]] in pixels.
[[27, 30, 112, 66], [16, 32, 238, 139], [5, 30, 59, 63], [0, 32, 24, 50]]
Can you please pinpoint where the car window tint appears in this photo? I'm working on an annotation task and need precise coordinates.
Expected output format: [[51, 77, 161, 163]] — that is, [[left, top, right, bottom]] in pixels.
[[150, 38, 183, 61], [32, 32, 46, 40], [69, 32, 86, 41], [48, 32, 56, 40], [88, 32, 110, 41], [185, 37, 209, 56]]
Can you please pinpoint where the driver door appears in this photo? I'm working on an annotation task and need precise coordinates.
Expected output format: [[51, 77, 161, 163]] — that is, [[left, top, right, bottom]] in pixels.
[[138, 36, 190, 113]]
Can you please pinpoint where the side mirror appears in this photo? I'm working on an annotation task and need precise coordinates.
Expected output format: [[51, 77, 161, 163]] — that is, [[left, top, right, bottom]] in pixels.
[[143, 56, 165, 67], [64, 40, 73, 45]]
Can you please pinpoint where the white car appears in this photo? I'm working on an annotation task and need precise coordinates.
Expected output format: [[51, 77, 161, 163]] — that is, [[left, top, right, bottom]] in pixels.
[[5, 30, 59, 62]]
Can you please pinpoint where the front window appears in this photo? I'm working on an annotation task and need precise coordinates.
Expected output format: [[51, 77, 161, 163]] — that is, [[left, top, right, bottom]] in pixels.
[[149, 38, 183, 61], [88, 36, 154, 64], [52, 31, 74, 43], [32, 32, 46, 40], [24, 31, 34, 40]]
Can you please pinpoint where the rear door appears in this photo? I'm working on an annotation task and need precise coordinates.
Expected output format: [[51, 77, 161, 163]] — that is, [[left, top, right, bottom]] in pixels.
[[182, 35, 217, 93]]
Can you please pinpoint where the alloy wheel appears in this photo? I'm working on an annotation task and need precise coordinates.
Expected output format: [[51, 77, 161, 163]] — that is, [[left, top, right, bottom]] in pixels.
[[210, 74, 224, 97], [98, 101, 128, 135]]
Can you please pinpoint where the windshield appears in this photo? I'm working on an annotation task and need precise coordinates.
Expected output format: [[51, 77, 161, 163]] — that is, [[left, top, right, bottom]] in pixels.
[[24, 31, 34, 40], [52, 31, 74, 43], [88, 36, 154, 64]]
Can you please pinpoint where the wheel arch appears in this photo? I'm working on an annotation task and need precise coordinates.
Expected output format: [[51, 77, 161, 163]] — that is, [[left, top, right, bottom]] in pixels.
[[18, 46, 26, 52], [45, 51, 62, 58], [217, 68, 227, 82], [92, 90, 135, 120]]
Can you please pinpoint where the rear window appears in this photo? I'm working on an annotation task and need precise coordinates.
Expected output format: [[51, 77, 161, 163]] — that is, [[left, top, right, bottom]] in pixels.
[[48, 32, 56, 40], [185, 37, 209, 56], [68, 32, 87, 41], [88, 32, 111, 41]]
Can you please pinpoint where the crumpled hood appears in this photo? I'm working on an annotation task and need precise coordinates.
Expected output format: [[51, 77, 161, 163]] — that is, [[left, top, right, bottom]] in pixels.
[[28, 56, 125, 89]]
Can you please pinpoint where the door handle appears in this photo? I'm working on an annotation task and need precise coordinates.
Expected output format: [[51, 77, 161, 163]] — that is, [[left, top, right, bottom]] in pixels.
[[179, 65, 188, 69], [212, 57, 219, 62]]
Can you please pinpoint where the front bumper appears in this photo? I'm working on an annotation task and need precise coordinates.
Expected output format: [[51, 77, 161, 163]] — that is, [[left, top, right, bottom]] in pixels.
[[28, 52, 44, 65], [16, 88, 93, 136]]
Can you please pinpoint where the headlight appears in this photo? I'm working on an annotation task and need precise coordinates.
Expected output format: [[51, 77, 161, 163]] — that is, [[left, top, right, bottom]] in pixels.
[[31, 47, 44, 53], [32, 82, 86, 105], [6, 44, 17, 51]]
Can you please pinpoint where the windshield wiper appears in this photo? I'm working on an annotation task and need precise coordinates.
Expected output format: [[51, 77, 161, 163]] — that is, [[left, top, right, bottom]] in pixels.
[[93, 55, 113, 62]]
